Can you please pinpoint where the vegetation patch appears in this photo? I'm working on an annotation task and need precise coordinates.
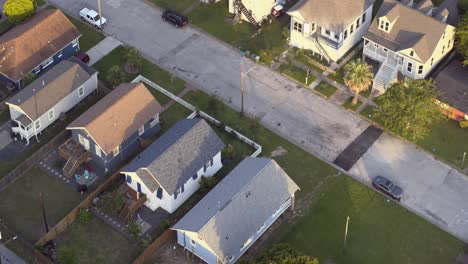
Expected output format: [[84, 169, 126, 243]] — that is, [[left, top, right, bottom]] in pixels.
[[314, 82, 337, 98]]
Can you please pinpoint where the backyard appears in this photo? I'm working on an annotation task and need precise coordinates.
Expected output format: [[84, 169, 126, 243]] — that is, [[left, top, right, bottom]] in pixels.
[[0, 167, 81, 243], [55, 216, 140, 264]]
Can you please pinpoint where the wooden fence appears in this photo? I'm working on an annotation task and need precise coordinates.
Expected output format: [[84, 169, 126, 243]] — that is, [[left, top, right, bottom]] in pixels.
[[0, 130, 68, 192], [132, 229, 175, 264], [35, 171, 123, 247]]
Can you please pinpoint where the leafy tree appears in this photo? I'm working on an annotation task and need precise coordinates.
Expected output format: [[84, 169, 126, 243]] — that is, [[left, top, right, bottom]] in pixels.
[[456, 15, 468, 66], [106, 65, 126, 88], [76, 208, 92, 224], [343, 59, 374, 105], [374, 78, 444, 142], [21, 72, 36, 87], [239, 244, 319, 264], [3, 0, 36, 24], [123, 46, 143, 73], [199, 176, 217, 193]]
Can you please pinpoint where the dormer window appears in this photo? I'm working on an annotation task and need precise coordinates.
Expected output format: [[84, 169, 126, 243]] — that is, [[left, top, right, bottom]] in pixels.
[[379, 19, 390, 32]]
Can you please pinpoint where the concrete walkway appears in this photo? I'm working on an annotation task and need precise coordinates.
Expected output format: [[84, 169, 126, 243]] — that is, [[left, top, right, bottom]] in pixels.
[[88, 36, 122, 66], [51, 0, 468, 244], [0, 245, 26, 264]]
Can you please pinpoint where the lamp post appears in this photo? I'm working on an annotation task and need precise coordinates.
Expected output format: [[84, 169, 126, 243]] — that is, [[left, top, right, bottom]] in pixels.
[[240, 59, 257, 117]]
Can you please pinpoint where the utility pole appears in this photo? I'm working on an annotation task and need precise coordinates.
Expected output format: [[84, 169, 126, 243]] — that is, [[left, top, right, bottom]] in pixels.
[[98, 0, 103, 34], [39, 192, 49, 233], [463, 152, 466, 168], [343, 216, 350, 252], [240, 58, 256, 117]]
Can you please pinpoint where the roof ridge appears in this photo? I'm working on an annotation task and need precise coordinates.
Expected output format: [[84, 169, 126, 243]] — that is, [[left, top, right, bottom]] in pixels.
[[197, 158, 272, 239], [395, 0, 449, 26], [143, 119, 204, 179]]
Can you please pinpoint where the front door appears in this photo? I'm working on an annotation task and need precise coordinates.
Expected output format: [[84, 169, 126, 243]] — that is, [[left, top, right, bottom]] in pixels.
[[78, 134, 90, 150]]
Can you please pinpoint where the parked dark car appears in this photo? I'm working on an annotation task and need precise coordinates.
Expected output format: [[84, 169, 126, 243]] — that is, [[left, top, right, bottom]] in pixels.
[[162, 10, 188, 28], [75, 52, 90, 64], [372, 175, 403, 201]]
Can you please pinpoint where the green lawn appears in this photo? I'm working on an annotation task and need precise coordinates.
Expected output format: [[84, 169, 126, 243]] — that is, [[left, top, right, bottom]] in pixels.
[[360, 105, 468, 170], [188, 0, 289, 64], [314, 81, 337, 98], [274, 176, 463, 264], [279, 64, 314, 85], [342, 98, 362, 111], [0, 167, 80, 243], [93, 45, 185, 103], [56, 216, 140, 264], [151, 0, 196, 12], [0, 94, 103, 179], [0, 19, 13, 34], [66, 15, 105, 52]]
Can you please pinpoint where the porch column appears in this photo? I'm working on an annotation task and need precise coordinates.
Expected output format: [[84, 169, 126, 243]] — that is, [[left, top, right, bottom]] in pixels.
[[290, 195, 295, 211]]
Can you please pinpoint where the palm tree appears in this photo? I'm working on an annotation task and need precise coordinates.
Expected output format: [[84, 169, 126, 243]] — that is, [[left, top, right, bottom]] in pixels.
[[123, 47, 143, 73], [106, 65, 126, 88], [343, 59, 374, 105]]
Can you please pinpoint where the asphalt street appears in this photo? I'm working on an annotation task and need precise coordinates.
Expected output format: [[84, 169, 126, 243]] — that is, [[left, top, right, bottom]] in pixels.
[[51, 0, 468, 243]]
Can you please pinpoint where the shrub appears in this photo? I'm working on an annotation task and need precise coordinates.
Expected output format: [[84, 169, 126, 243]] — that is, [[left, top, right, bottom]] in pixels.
[[3, 0, 35, 24], [223, 144, 236, 159], [106, 65, 126, 88], [460, 120, 468, 128], [140, 235, 153, 248], [57, 245, 77, 264], [459, 0, 468, 14], [126, 221, 141, 240], [77, 208, 92, 224], [199, 176, 217, 193], [21, 72, 36, 87]]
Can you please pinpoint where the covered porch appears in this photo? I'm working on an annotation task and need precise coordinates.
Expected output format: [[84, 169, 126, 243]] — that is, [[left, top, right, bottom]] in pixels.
[[11, 114, 38, 145]]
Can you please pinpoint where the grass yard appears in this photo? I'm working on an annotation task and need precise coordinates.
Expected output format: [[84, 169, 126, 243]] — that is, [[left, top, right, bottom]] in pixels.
[[0, 19, 13, 34], [0, 167, 80, 243], [150, 0, 195, 12], [360, 105, 468, 170], [274, 176, 464, 264], [342, 98, 362, 111], [56, 216, 140, 264], [188, 0, 289, 64], [93, 45, 185, 104], [66, 15, 106, 52], [279, 64, 314, 85], [314, 81, 337, 98]]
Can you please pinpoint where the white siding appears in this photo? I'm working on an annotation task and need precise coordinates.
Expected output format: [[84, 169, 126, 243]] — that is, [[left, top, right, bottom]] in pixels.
[[125, 151, 223, 214]]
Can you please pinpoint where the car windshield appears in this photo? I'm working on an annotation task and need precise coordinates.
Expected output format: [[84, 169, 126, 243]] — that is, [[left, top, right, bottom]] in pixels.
[[94, 15, 101, 21]]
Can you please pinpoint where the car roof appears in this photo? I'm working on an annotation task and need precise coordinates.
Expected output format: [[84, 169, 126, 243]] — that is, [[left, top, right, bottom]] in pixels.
[[88, 10, 98, 16]]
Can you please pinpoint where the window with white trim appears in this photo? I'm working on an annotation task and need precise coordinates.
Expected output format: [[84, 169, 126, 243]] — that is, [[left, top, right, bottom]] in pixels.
[[78, 86, 85, 97], [57, 51, 63, 58], [350, 24, 354, 34], [293, 21, 302, 32], [409, 51, 414, 57], [407, 62, 413, 73], [34, 120, 40, 130], [418, 65, 423, 74], [344, 30, 348, 40], [138, 125, 145, 136], [48, 109, 54, 121], [41, 57, 53, 68], [362, 13, 366, 23], [379, 19, 389, 32], [356, 18, 360, 28], [431, 58, 434, 66]]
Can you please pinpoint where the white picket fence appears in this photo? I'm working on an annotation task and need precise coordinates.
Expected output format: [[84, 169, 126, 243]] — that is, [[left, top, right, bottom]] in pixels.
[[132, 75, 262, 157]]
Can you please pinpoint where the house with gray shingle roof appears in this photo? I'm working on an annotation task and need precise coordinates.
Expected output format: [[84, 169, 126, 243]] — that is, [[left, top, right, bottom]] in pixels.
[[172, 157, 300, 264], [121, 118, 225, 214], [6, 58, 97, 145], [287, 0, 375, 62], [363, 0, 456, 94]]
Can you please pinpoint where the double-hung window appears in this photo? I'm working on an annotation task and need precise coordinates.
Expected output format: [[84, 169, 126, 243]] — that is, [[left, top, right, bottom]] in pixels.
[[78, 86, 85, 97], [48, 109, 54, 121], [293, 22, 302, 32]]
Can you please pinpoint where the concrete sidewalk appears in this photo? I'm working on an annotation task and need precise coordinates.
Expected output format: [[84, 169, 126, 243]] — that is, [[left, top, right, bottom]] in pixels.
[[0, 245, 26, 264], [51, 0, 468, 244], [88, 36, 122, 65]]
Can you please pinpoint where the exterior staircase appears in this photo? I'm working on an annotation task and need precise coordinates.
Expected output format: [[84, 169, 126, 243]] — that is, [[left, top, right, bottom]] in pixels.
[[313, 33, 332, 63], [234, 0, 260, 27], [59, 138, 90, 178], [119, 193, 147, 224], [373, 62, 397, 94]]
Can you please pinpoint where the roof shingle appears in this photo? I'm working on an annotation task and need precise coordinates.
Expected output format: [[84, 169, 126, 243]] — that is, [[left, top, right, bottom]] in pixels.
[[0, 9, 81, 81]]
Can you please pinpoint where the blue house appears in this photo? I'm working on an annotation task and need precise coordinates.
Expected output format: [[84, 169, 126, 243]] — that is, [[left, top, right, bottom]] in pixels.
[[66, 82, 162, 173], [0, 9, 82, 89], [172, 157, 300, 264]]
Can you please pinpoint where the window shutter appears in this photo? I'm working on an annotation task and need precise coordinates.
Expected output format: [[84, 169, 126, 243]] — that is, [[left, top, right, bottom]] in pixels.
[[126, 175, 132, 184], [193, 173, 198, 180], [157, 188, 163, 199], [181, 184, 184, 193], [174, 192, 177, 200]]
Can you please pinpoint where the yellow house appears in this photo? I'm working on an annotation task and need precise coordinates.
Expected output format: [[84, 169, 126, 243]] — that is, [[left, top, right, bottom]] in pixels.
[[363, 0, 456, 94], [287, 0, 375, 63]]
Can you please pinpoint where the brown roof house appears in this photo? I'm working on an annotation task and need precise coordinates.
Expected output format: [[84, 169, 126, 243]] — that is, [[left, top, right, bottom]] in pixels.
[[67, 82, 163, 173], [6, 57, 97, 145], [363, 0, 456, 94], [0, 9, 82, 88], [287, 0, 375, 62]]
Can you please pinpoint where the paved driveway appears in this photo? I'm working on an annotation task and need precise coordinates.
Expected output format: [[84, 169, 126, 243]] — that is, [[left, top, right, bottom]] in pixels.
[[51, 0, 468, 243]]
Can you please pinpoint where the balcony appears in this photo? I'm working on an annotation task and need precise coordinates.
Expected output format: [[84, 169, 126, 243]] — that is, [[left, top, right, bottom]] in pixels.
[[363, 42, 388, 62], [310, 32, 343, 50]]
